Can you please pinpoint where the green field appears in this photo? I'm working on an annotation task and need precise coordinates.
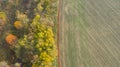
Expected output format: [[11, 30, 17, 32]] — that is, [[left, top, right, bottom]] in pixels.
[[59, 0, 120, 67]]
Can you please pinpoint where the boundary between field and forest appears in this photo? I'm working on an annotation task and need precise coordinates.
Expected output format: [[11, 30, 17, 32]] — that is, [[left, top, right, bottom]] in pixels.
[[57, 0, 61, 67]]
